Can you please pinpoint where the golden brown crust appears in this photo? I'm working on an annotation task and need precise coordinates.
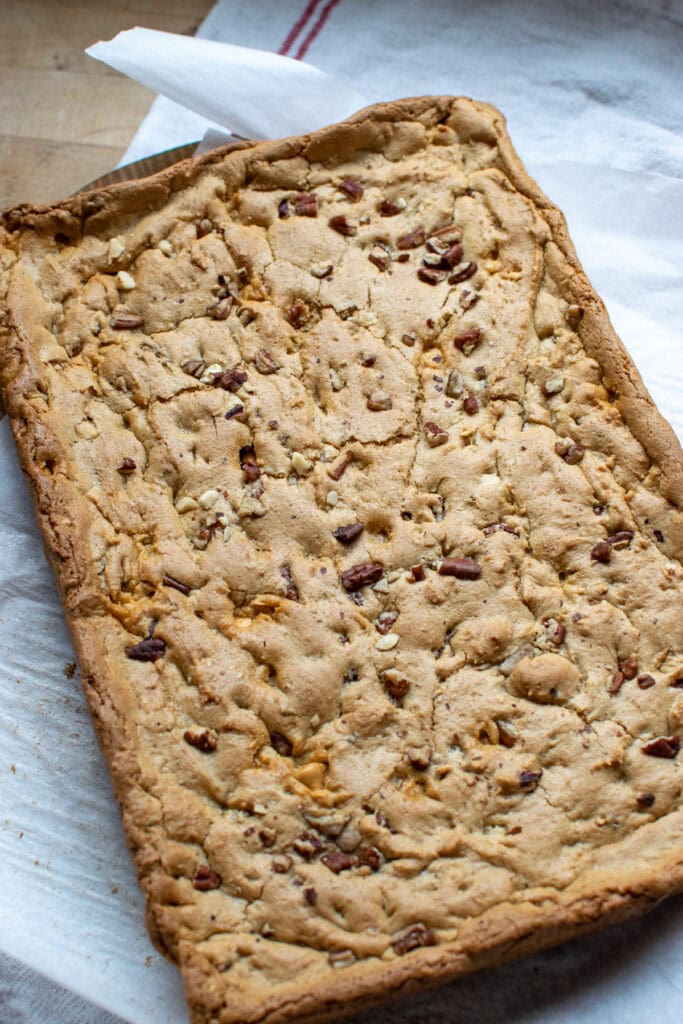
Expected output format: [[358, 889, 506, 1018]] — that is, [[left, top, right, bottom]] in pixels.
[[1, 97, 682, 1024]]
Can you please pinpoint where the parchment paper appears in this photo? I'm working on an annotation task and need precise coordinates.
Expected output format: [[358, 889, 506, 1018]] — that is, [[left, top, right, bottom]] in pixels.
[[2, 3, 682, 1022]]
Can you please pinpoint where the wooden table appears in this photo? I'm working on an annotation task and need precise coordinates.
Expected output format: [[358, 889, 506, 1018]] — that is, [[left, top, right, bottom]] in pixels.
[[0, 0, 213, 210]]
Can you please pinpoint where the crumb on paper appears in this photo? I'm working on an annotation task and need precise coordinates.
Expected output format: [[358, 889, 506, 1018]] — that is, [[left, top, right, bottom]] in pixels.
[[63, 662, 77, 678]]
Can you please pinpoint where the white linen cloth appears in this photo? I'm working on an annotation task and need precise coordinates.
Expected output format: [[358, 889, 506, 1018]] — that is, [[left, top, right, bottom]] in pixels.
[[1, 2, 682, 1022]]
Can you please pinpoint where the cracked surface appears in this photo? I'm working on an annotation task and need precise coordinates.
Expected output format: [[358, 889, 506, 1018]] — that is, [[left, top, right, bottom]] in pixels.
[[1, 98, 683, 1024]]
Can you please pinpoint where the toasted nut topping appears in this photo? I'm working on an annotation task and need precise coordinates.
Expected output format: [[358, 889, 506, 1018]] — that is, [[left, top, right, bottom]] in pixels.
[[424, 421, 449, 447], [453, 327, 482, 355], [225, 404, 245, 421], [606, 530, 633, 548], [359, 846, 385, 870], [397, 227, 426, 249], [368, 246, 391, 271], [591, 540, 612, 563], [278, 198, 290, 218], [192, 864, 221, 891], [329, 215, 357, 236], [438, 557, 482, 580], [448, 261, 477, 284], [375, 611, 398, 635], [418, 267, 446, 285], [116, 270, 136, 290], [198, 489, 220, 509], [544, 375, 565, 396], [555, 438, 585, 464], [125, 636, 166, 662], [292, 832, 323, 859], [310, 261, 334, 278], [240, 446, 261, 482], [287, 301, 309, 328], [209, 297, 232, 320], [270, 732, 293, 756], [440, 241, 464, 267], [175, 496, 198, 513], [566, 304, 584, 328], [462, 393, 479, 415], [321, 851, 356, 873], [636, 792, 655, 808], [110, 313, 143, 330], [339, 178, 363, 201], [117, 457, 136, 475], [410, 564, 425, 582], [341, 562, 384, 591], [108, 237, 125, 259], [375, 633, 399, 651], [272, 854, 293, 873], [216, 368, 248, 391], [329, 949, 356, 968], [333, 522, 364, 545], [642, 736, 679, 758], [621, 659, 638, 680], [181, 358, 205, 378], [608, 670, 625, 694], [637, 674, 656, 689], [254, 348, 281, 374], [291, 451, 313, 475], [367, 390, 392, 411], [280, 566, 299, 601], [379, 198, 403, 216], [184, 729, 217, 752], [393, 924, 437, 955], [293, 192, 317, 216], [519, 769, 543, 790], [162, 575, 191, 596], [445, 369, 464, 397]]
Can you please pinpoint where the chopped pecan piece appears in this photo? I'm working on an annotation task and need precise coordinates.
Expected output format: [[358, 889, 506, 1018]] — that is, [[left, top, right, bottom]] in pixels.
[[304, 887, 318, 905], [293, 832, 324, 860], [341, 562, 384, 591], [555, 438, 585, 464], [397, 227, 426, 249], [637, 674, 656, 689], [368, 247, 390, 271], [270, 732, 293, 757], [239, 445, 260, 482], [440, 241, 464, 268], [327, 452, 353, 480], [278, 198, 290, 219], [379, 199, 402, 216], [590, 540, 612, 564], [642, 736, 679, 758], [117, 457, 136, 475], [381, 671, 410, 701], [293, 192, 317, 217], [606, 530, 633, 548], [184, 729, 217, 753], [607, 670, 625, 694], [519, 769, 543, 790], [551, 622, 567, 646], [359, 846, 384, 871], [448, 261, 477, 284], [483, 523, 519, 537], [287, 301, 309, 328], [401, 332, 417, 346], [216, 368, 248, 391], [192, 865, 221, 891], [181, 358, 205, 378], [410, 564, 425, 582], [329, 215, 357, 236], [445, 369, 464, 397], [333, 522, 364, 545], [620, 659, 638, 680], [110, 313, 143, 330], [462, 393, 479, 415], [209, 297, 232, 320], [254, 348, 281, 374], [654, 529, 664, 543], [424, 421, 449, 447], [329, 949, 356, 968], [339, 178, 363, 201], [321, 851, 356, 873], [125, 636, 166, 662], [417, 267, 446, 285], [162, 575, 191, 596], [225, 403, 245, 420], [280, 566, 299, 601], [375, 611, 398, 635], [393, 924, 437, 955], [367, 390, 392, 411], [438, 557, 481, 580], [259, 828, 276, 847], [636, 792, 655, 808], [272, 854, 293, 873], [453, 327, 482, 355]]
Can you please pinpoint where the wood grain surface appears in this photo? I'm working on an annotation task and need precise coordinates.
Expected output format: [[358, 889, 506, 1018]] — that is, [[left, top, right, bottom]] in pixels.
[[0, 0, 213, 210]]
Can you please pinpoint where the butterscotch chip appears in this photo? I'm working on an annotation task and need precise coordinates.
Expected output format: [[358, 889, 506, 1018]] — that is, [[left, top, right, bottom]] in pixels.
[[2, 97, 682, 1024]]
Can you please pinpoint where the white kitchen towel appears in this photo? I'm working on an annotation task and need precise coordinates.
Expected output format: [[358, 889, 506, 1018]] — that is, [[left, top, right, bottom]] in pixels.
[[2, 2, 682, 1024]]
